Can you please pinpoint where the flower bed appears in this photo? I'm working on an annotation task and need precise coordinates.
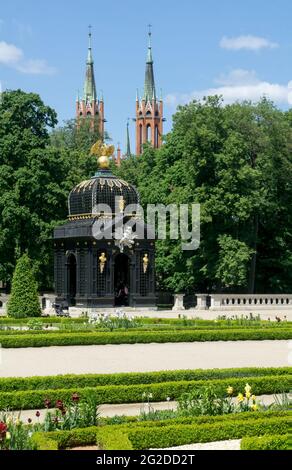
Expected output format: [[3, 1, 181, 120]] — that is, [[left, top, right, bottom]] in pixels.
[[0, 327, 291, 348], [0, 374, 290, 410]]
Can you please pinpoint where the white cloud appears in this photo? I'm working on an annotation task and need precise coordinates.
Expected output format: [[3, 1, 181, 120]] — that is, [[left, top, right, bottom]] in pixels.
[[0, 41, 23, 65], [16, 59, 56, 75], [220, 35, 278, 51], [0, 41, 55, 75], [165, 69, 292, 107]]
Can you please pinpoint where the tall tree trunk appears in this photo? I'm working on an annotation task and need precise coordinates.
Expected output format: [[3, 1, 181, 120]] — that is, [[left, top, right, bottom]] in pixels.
[[248, 214, 259, 294]]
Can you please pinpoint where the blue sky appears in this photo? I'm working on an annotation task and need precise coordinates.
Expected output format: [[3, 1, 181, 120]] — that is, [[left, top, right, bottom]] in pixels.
[[0, 0, 292, 152]]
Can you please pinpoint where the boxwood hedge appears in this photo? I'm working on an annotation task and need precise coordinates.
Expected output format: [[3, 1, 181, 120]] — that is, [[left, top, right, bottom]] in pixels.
[[31, 410, 290, 450], [126, 416, 291, 450], [0, 374, 290, 410], [241, 434, 290, 450], [0, 366, 289, 392], [0, 327, 291, 347]]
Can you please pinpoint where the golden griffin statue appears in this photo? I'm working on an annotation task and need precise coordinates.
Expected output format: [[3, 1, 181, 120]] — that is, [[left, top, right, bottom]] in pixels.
[[90, 141, 115, 169]]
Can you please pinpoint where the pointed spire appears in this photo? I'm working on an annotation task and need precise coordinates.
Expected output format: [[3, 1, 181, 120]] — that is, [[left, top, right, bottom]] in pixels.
[[147, 25, 153, 64], [126, 119, 132, 157], [144, 24, 156, 103], [83, 25, 97, 102], [87, 25, 93, 64]]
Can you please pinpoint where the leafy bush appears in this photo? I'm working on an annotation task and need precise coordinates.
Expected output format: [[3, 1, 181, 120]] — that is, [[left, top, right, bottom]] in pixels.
[[7, 254, 41, 318], [27, 319, 44, 331], [241, 434, 290, 450]]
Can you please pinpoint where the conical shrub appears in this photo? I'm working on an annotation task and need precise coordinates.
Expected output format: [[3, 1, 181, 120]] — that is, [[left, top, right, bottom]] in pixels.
[[7, 253, 41, 318]]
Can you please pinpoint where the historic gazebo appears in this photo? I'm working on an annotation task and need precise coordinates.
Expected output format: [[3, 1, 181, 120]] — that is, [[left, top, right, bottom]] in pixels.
[[53, 145, 156, 308]]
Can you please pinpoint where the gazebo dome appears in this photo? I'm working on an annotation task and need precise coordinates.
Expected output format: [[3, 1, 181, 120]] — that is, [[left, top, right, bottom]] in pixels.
[[68, 163, 140, 219]]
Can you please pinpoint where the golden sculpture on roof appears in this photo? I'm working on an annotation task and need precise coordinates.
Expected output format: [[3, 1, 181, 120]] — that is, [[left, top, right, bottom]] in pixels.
[[90, 141, 115, 170]]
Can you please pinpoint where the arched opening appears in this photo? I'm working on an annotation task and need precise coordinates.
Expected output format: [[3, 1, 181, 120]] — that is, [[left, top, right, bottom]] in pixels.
[[146, 124, 151, 142], [114, 253, 129, 306], [155, 125, 159, 147], [67, 253, 77, 306], [139, 124, 143, 152]]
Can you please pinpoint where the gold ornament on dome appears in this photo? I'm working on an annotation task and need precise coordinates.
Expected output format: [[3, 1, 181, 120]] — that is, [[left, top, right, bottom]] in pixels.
[[90, 141, 115, 169]]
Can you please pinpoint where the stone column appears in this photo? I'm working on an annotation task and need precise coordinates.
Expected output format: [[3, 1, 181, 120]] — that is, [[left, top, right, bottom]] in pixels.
[[195, 294, 208, 310], [172, 294, 185, 311]]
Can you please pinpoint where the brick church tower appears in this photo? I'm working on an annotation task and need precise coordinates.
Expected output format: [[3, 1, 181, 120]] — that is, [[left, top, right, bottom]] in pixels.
[[76, 28, 105, 139], [135, 29, 164, 155]]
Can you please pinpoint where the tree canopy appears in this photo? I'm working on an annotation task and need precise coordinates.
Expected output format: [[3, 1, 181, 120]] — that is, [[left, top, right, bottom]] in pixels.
[[115, 96, 292, 293]]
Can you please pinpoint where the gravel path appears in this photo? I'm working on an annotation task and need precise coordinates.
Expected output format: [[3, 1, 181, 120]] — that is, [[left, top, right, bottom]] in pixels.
[[0, 340, 289, 377], [162, 439, 241, 450]]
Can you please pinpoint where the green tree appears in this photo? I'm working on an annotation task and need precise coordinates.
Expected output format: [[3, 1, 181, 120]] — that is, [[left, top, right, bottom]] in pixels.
[[0, 90, 69, 288], [115, 97, 292, 294], [7, 253, 41, 318]]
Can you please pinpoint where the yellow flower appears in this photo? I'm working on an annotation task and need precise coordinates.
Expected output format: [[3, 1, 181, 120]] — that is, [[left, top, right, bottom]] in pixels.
[[237, 393, 244, 403], [245, 391, 251, 399], [252, 395, 256, 402], [244, 383, 252, 394], [251, 404, 258, 411], [15, 419, 21, 426], [227, 386, 234, 395], [5, 432, 11, 440]]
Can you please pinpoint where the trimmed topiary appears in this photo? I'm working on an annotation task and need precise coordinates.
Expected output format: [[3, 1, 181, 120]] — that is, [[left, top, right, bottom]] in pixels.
[[7, 253, 41, 318]]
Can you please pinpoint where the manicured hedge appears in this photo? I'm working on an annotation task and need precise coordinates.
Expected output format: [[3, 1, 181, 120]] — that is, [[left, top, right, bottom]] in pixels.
[[0, 327, 291, 347], [0, 374, 290, 410], [241, 434, 291, 450], [0, 366, 290, 392], [126, 416, 290, 450], [32, 411, 290, 450], [32, 427, 98, 450], [0, 317, 86, 325]]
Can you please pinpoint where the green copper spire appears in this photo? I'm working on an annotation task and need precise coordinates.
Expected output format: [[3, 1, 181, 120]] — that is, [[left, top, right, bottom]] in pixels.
[[83, 25, 97, 102], [144, 25, 156, 102], [125, 119, 132, 157]]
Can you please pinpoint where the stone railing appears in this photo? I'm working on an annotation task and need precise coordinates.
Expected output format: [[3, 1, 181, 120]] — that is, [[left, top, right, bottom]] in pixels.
[[0, 293, 56, 316], [195, 293, 292, 310]]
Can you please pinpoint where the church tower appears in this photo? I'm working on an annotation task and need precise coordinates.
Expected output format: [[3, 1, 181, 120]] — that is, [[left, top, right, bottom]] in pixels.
[[76, 27, 105, 139], [135, 28, 163, 155]]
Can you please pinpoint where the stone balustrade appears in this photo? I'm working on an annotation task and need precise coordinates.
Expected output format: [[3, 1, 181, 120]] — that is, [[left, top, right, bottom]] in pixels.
[[195, 293, 292, 310]]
